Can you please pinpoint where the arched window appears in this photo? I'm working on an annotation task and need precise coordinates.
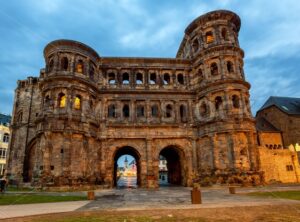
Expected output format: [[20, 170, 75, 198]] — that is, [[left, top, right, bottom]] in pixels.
[[200, 102, 208, 116], [221, 28, 228, 40], [136, 73, 143, 84], [198, 69, 204, 78], [206, 31, 214, 44], [165, 104, 172, 118], [61, 57, 68, 71], [151, 105, 158, 117], [89, 66, 95, 80], [136, 105, 145, 117], [163, 73, 170, 85], [177, 74, 184, 85], [122, 72, 130, 84], [3, 133, 9, 143], [76, 60, 84, 74], [210, 63, 219, 76], [192, 38, 199, 52], [48, 59, 54, 72], [108, 104, 116, 118], [150, 73, 156, 84], [232, 95, 240, 108], [123, 104, 130, 118], [58, 93, 66, 108], [227, 61, 234, 73], [180, 105, 187, 122], [108, 72, 116, 84], [215, 96, 222, 110], [74, 95, 81, 110]]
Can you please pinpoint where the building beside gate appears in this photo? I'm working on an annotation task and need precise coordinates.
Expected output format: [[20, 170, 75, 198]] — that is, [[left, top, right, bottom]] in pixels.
[[7, 10, 263, 188], [0, 114, 11, 176]]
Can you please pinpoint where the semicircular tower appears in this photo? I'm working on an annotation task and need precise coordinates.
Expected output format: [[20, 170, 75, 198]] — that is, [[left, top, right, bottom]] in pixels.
[[177, 10, 260, 184]]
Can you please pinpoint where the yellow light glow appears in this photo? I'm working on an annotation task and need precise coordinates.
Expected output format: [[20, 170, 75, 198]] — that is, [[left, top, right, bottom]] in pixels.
[[59, 95, 66, 108], [74, 96, 81, 109], [76, 64, 83, 73], [206, 35, 214, 44]]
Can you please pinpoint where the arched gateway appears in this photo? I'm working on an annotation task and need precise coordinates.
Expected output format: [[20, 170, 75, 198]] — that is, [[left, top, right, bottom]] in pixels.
[[7, 10, 262, 189]]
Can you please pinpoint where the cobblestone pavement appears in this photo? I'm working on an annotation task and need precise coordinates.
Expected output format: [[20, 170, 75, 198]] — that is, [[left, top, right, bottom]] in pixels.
[[0, 185, 299, 219]]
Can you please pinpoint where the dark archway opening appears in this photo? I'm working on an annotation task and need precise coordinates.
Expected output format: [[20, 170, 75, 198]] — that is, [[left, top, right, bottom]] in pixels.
[[23, 143, 36, 183], [159, 146, 182, 186], [113, 146, 141, 189]]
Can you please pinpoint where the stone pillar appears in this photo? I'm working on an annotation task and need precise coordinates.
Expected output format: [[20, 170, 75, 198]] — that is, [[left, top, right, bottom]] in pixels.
[[246, 132, 257, 171], [146, 138, 157, 188], [209, 134, 218, 170]]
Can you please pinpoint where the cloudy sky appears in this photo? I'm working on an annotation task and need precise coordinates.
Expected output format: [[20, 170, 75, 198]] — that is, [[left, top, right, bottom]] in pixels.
[[1, 0, 300, 115]]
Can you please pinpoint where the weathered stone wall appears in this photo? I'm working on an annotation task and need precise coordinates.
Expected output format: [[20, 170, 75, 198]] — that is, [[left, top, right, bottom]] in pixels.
[[258, 132, 283, 149], [258, 146, 300, 183]]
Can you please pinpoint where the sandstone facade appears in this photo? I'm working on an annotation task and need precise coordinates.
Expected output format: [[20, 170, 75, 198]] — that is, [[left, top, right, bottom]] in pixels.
[[7, 10, 261, 188]]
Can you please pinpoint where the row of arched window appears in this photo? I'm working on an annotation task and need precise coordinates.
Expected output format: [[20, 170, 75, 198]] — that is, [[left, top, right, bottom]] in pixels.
[[108, 103, 188, 121], [47, 56, 96, 80], [191, 27, 231, 53], [107, 72, 185, 85], [199, 95, 241, 116], [44, 93, 82, 110], [265, 144, 283, 149]]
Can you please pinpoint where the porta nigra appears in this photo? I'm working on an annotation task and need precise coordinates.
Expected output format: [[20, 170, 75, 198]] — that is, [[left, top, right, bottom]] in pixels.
[[7, 10, 262, 188]]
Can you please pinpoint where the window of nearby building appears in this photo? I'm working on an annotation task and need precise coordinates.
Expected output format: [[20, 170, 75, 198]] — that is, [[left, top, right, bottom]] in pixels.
[[58, 93, 66, 108], [150, 73, 156, 84], [123, 104, 130, 118], [151, 105, 159, 117], [163, 73, 170, 85], [137, 105, 145, 117], [136, 73, 143, 84], [206, 31, 214, 44], [61, 57, 68, 71], [177, 74, 184, 85], [210, 63, 219, 76], [122, 73, 130, 84], [0, 164, 5, 175], [0, 148, 6, 159], [108, 104, 116, 118], [76, 60, 84, 73], [74, 95, 81, 110], [108, 73, 116, 84], [286, 165, 294, 171], [3, 133, 9, 143]]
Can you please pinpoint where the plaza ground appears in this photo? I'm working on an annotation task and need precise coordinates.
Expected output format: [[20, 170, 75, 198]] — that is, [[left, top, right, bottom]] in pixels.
[[0, 184, 299, 221]]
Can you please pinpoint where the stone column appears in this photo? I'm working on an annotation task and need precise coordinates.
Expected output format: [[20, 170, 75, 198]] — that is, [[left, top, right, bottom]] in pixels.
[[146, 138, 157, 188], [209, 134, 218, 170], [191, 137, 198, 172], [246, 132, 257, 171]]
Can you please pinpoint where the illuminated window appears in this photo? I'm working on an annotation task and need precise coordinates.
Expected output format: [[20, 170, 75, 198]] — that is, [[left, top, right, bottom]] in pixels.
[[232, 95, 240, 108], [206, 31, 214, 44], [215, 96, 222, 110], [58, 93, 66, 108], [76, 60, 84, 74], [163, 73, 170, 85], [74, 95, 81, 110], [61, 57, 68, 71], [177, 74, 184, 85], [210, 63, 219, 76]]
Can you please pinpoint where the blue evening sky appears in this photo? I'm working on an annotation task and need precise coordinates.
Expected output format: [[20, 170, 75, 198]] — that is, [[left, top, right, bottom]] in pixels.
[[1, 0, 300, 115]]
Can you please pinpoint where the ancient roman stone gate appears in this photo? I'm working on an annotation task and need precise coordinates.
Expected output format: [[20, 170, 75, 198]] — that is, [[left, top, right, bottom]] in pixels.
[[7, 10, 262, 189]]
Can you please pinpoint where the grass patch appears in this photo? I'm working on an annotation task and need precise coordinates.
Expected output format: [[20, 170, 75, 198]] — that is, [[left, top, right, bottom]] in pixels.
[[247, 190, 300, 200], [6, 186, 35, 192], [0, 194, 86, 205]]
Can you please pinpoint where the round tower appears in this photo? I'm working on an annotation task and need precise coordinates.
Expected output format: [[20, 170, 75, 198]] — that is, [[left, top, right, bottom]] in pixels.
[[178, 10, 261, 185]]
